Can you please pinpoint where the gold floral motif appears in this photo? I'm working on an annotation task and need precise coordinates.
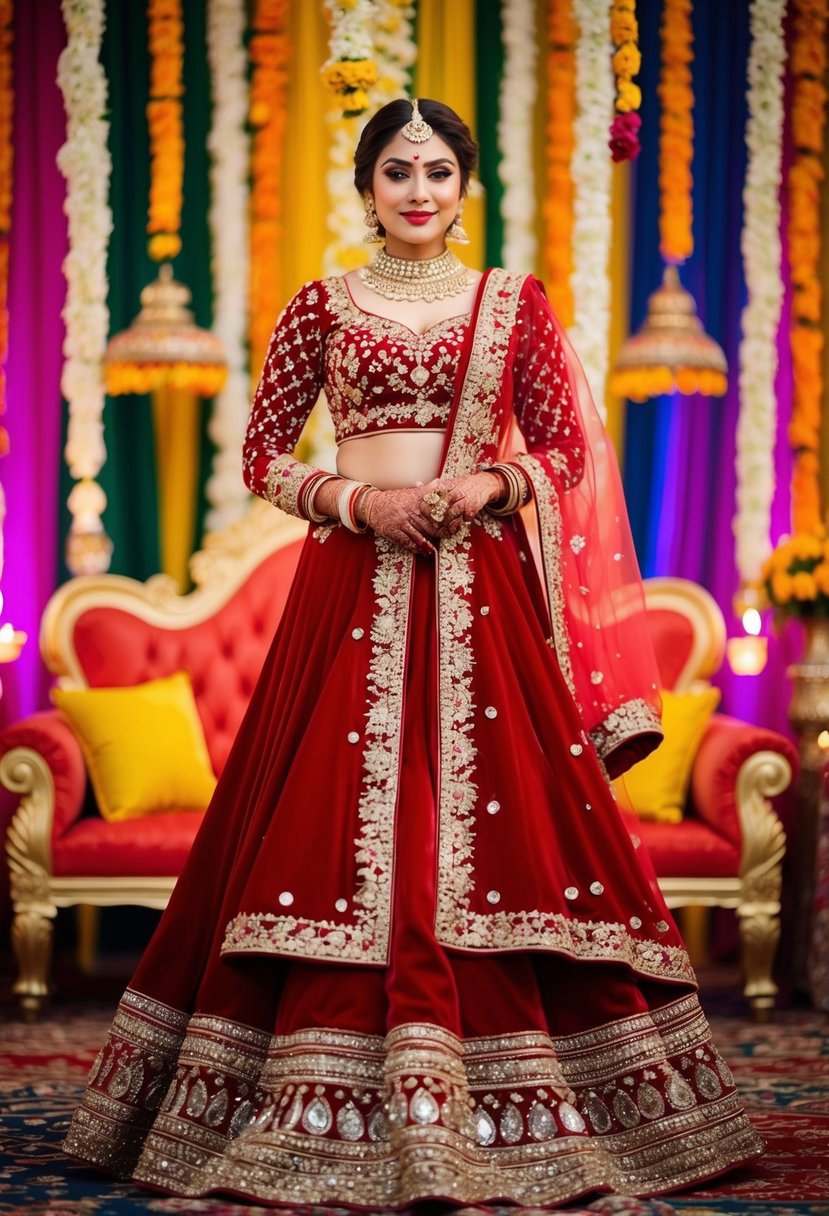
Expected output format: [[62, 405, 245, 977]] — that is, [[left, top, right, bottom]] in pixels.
[[513, 454, 576, 702], [323, 277, 466, 439], [66, 1001, 763, 1206], [222, 537, 412, 964], [589, 698, 662, 760], [265, 454, 318, 519]]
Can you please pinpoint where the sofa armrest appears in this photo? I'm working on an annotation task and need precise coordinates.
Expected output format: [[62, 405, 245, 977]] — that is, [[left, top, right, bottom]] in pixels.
[[690, 714, 797, 849], [0, 711, 88, 841]]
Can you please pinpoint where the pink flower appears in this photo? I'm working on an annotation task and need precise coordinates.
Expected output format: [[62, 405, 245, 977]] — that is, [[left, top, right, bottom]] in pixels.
[[609, 111, 642, 162]]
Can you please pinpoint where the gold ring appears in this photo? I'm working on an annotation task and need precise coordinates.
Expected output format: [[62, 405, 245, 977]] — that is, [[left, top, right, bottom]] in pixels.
[[423, 490, 448, 523]]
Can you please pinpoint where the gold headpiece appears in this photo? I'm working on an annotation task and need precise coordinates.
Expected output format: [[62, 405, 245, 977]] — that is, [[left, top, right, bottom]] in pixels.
[[401, 98, 433, 144]]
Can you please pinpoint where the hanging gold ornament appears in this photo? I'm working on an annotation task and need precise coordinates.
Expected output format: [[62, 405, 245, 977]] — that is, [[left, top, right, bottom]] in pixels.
[[611, 0, 726, 402], [611, 265, 727, 401], [105, 264, 226, 397]]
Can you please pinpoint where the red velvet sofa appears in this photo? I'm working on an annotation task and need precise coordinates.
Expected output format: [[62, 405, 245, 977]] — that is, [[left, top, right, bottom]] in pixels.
[[0, 503, 796, 1018]]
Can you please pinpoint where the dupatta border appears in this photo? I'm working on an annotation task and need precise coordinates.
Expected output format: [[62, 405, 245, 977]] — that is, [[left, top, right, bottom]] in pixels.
[[434, 271, 527, 934]]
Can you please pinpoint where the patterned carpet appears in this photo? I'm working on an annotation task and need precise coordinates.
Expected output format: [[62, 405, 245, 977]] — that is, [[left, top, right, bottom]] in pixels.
[[0, 969, 827, 1216]]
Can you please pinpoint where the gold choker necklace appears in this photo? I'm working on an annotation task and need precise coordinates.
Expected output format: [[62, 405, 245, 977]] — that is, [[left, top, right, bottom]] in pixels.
[[359, 248, 473, 302]]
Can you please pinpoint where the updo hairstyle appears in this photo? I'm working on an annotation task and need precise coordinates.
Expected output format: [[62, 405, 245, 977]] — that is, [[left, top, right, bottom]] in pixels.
[[353, 99, 479, 203]]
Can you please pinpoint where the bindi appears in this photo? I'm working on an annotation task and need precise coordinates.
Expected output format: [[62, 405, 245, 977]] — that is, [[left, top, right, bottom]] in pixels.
[[412, 153, 419, 160]]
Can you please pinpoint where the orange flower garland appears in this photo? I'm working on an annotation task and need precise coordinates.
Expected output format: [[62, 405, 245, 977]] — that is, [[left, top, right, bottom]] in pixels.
[[146, 0, 184, 262], [0, 0, 12, 456], [657, 0, 694, 262], [609, 0, 642, 162], [788, 0, 827, 533], [249, 0, 289, 381], [543, 0, 575, 327]]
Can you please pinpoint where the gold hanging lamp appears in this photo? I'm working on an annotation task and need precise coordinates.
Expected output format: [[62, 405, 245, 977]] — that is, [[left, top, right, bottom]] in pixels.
[[105, 0, 225, 399], [610, 0, 727, 403], [105, 264, 226, 397], [610, 265, 727, 401]]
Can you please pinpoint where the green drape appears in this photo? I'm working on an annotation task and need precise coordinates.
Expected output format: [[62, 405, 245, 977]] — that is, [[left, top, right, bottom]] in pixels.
[[475, 0, 504, 269], [59, 0, 217, 585]]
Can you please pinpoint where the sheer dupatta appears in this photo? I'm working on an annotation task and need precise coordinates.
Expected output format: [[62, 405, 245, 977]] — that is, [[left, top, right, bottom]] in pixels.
[[496, 276, 662, 778]]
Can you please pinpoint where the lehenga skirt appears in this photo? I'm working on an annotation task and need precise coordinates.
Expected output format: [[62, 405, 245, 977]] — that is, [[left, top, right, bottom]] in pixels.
[[63, 521, 763, 1207]]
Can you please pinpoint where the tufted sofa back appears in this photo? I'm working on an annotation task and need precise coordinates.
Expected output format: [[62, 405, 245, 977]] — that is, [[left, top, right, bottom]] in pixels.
[[52, 538, 304, 776]]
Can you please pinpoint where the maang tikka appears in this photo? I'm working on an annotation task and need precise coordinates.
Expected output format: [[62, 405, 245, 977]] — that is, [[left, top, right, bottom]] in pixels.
[[401, 98, 433, 144]]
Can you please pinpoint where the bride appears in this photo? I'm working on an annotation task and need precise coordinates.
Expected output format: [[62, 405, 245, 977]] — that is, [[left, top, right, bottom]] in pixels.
[[64, 98, 763, 1208]]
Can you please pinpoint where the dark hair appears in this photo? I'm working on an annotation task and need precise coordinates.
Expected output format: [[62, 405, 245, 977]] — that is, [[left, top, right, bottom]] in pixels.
[[354, 98, 479, 199]]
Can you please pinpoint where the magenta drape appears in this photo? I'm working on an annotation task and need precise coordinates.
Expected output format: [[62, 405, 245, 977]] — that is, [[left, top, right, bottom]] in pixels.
[[2, 4, 67, 730]]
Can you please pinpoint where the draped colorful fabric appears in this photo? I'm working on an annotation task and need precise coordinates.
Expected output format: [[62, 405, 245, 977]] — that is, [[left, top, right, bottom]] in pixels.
[[63, 271, 762, 1206]]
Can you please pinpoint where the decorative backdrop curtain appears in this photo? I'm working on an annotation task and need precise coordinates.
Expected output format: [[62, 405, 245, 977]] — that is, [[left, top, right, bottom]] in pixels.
[[622, 0, 797, 736], [3, 2, 66, 728]]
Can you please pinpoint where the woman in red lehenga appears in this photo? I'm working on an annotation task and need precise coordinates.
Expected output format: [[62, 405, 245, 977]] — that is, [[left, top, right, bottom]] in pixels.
[[64, 99, 762, 1208]]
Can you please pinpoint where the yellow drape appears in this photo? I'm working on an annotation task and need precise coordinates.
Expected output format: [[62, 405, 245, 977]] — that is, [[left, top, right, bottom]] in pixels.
[[280, 0, 331, 299], [152, 387, 200, 590], [415, 0, 484, 271]]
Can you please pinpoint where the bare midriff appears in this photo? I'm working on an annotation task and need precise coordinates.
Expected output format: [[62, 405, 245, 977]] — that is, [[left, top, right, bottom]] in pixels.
[[336, 429, 446, 489]]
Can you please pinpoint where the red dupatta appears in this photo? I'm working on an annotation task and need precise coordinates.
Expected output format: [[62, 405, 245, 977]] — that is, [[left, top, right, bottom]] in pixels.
[[439, 269, 662, 778]]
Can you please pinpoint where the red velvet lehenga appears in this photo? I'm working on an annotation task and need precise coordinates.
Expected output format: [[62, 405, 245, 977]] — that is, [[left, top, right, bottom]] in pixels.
[[63, 270, 763, 1207]]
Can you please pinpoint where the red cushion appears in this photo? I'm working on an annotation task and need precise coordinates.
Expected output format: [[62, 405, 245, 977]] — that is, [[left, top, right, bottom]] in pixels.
[[646, 609, 696, 691], [53, 812, 205, 876], [627, 815, 740, 878], [70, 540, 304, 775]]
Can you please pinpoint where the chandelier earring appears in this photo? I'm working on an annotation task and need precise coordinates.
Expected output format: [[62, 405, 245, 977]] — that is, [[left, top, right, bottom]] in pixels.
[[447, 200, 470, 245], [363, 197, 382, 244]]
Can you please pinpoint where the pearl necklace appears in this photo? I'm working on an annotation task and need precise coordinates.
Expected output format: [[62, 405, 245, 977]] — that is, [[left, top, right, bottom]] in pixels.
[[359, 247, 473, 302]]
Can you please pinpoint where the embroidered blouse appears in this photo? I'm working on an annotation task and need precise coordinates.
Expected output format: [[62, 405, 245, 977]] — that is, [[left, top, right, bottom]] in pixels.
[[242, 273, 585, 516]]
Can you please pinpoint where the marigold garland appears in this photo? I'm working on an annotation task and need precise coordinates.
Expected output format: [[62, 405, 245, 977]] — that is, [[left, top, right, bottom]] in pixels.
[[788, 0, 828, 533], [657, 0, 694, 262], [609, 0, 642, 161], [322, 0, 377, 117], [146, 0, 184, 263], [249, 0, 289, 380], [0, 0, 11, 457], [543, 0, 575, 326]]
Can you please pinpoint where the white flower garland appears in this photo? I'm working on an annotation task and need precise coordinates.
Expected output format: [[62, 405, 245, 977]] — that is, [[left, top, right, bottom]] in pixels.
[[570, 0, 614, 420], [324, 0, 376, 63], [734, 0, 787, 584], [204, 0, 251, 532], [498, 0, 538, 274], [373, 0, 416, 103], [56, 0, 113, 567]]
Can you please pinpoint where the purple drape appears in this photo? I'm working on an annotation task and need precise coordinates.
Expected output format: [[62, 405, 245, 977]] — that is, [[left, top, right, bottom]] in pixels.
[[2, 5, 67, 730]]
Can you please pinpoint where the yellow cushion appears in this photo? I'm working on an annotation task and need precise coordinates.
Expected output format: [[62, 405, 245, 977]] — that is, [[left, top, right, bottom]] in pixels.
[[52, 671, 217, 822], [613, 687, 721, 823]]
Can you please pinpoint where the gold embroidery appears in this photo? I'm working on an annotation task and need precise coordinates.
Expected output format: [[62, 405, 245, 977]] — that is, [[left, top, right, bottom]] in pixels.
[[433, 271, 526, 942], [513, 454, 577, 702], [589, 698, 663, 760], [322, 277, 468, 440], [265, 453, 318, 519], [66, 1000, 763, 1206], [222, 537, 412, 964]]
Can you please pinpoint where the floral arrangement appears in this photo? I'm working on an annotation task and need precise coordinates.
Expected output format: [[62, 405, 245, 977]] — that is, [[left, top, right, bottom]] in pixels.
[[321, 0, 377, 117], [571, 0, 614, 420], [760, 526, 829, 618], [543, 0, 575, 326], [248, 0, 289, 378], [609, 0, 642, 162], [56, 0, 114, 573], [733, 0, 786, 588], [205, 0, 252, 531], [146, 0, 184, 263], [657, 0, 694, 263], [499, 0, 538, 273], [0, 0, 12, 453], [787, 0, 827, 534]]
